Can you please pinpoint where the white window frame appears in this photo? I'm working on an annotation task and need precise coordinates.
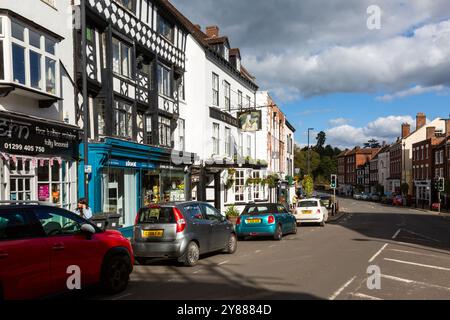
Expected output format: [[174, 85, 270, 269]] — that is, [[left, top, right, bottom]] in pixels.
[[224, 80, 231, 111], [10, 19, 58, 95], [112, 37, 132, 79], [212, 73, 219, 106], [225, 127, 231, 157], [212, 123, 220, 155], [234, 170, 244, 202], [158, 64, 172, 98], [177, 118, 185, 152]]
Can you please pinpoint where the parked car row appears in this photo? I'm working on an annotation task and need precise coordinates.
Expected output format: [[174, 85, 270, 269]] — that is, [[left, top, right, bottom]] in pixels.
[[0, 199, 329, 300], [353, 192, 381, 202]]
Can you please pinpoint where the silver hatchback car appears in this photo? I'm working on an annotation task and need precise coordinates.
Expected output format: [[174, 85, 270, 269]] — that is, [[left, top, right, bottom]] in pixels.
[[132, 202, 237, 266]]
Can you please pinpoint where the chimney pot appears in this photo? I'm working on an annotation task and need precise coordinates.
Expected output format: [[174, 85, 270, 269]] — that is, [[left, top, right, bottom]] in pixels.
[[205, 25, 219, 38], [416, 112, 426, 130]]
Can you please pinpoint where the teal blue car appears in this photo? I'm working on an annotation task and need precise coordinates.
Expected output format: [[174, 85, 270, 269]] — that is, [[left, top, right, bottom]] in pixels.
[[236, 203, 297, 240]]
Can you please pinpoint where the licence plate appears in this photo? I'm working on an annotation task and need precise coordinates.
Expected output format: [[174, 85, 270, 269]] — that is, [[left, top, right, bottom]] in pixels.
[[302, 210, 312, 214], [246, 218, 262, 224], [143, 230, 164, 237]]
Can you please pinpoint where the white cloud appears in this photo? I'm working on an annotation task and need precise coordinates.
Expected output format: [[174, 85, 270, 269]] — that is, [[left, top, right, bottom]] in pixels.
[[326, 115, 415, 148], [376, 85, 447, 101], [328, 118, 352, 126]]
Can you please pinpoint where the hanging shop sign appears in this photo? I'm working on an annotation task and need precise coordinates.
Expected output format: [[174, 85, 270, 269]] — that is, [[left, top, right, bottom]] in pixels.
[[237, 110, 262, 132], [209, 107, 239, 128], [0, 111, 81, 159]]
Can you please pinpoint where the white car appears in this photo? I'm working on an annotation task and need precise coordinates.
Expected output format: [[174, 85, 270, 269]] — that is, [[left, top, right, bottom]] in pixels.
[[294, 199, 329, 226]]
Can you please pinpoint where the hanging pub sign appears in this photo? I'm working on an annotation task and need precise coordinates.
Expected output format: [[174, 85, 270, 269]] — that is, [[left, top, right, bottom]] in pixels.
[[0, 111, 82, 159], [237, 110, 262, 132]]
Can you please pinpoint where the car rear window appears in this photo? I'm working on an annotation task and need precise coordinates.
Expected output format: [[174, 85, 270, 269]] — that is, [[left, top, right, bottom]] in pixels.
[[138, 207, 175, 224], [243, 204, 284, 215], [298, 201, 318, 208]]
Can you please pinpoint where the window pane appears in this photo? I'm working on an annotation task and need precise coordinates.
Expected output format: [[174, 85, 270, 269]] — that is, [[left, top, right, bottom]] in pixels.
[[30, 51, 42, 89], [38, 161, 49, 181], [112, 38, 120, 74], [12, 44, 25, 84], [45, 37, 56, 55], [29, 30, 41, 48], [121, 44, 130, 77], [12, 21, 25, 41], [45, 57, 56, 94]]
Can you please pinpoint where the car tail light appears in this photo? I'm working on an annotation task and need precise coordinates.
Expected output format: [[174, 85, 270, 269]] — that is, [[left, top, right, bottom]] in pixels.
[[268, 215, 275, 224], [236, 217, 241, 225], [316, 209, 321, 214], [173, 208, 186, 233]]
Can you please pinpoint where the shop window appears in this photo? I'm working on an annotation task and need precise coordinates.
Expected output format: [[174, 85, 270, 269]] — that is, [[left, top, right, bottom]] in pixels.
[[37, 160, 61, 205], [158, 116, 172, 147], [112, 38, 131, 78], [160, 170, 185, 202], [234, 170, 244, 202], [113, 100, 133, 139], [253, 171, 260, 199]]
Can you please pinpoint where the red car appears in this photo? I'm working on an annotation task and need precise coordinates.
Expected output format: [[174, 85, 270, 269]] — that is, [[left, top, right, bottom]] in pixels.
[[0, 205, 133, 300]]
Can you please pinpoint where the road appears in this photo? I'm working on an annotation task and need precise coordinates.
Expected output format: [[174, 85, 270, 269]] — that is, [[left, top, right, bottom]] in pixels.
[[91, 198, 450, 300]]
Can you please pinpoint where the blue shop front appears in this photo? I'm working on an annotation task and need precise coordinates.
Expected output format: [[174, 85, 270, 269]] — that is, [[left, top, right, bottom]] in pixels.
[[79, 138, 187, 238]]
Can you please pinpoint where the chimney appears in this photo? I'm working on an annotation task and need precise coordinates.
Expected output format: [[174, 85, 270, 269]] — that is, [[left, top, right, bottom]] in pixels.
[[416, 112, 426, 130], [205, 25, 219, 38], [426, 126, 435, 139], [401, 123, 411, 138]]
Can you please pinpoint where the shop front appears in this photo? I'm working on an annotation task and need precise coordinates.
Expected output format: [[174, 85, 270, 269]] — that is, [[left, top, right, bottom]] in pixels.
[[0, 111, 81, 210], [80, 138, 189, 237]]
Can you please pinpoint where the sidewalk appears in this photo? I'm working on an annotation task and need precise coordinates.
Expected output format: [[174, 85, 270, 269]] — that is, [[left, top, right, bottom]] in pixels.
[[328, 210, 346, 222], [412, 207, 450, 219]]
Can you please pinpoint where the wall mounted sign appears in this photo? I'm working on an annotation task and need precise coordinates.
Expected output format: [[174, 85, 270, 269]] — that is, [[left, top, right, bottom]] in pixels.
[[237, 110, 262, 132], [209, 107, 239, 128], [0, 111, 81, 159], [107, 159, 156, 170]]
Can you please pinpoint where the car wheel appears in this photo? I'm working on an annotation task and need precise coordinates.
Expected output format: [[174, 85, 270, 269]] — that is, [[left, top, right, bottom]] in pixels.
[[224, 233, 237, 254], [180, 241, 200, 267], [273, 224, 283, 241], [320, 220, 326, 227], [292, 222, 298, 234], [100, 255, 130, 294]]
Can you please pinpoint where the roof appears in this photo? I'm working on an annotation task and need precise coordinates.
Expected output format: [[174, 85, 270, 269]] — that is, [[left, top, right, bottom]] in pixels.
[[160, 0, 257, 86], [285, 119, 296, 133]]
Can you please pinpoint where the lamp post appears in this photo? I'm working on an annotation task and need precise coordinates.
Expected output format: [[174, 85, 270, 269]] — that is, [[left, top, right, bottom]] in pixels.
[[81, 0, 89, 204], [307, 128, 314, 176]]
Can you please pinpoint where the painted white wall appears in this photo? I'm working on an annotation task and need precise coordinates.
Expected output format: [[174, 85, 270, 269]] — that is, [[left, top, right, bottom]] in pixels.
[[0, 0, 76, 125]]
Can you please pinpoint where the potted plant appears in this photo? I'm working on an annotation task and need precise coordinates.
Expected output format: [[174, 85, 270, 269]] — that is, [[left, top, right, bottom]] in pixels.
[[225, 205, 240, 225], [225, 168, 236, 190]]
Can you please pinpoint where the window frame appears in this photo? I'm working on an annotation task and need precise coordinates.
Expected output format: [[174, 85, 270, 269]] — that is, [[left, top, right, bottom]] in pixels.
[[212, 73, 219, 106], [157, 14, 174, 43], [212, 123, 220, 155], [157, 63, 172, 98], [112, 37, 132, 79], [113, 99, 134, 139], [224, 81, 231, 111], [158, 116, 172, 148], [224, 127, 231, 157]]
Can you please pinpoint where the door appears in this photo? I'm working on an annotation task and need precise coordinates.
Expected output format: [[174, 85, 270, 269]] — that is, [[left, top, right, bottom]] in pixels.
[[0, 209, 50, 300], [182, 204, 210, 253], [33, 208, 104, 293], [202, 204, 230, 251], [277, 204, 291, 233]]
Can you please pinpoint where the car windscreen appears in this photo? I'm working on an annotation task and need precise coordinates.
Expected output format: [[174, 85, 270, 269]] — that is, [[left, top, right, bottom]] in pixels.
[[298, 201, 318, 208], [138, 207, 175, 224]]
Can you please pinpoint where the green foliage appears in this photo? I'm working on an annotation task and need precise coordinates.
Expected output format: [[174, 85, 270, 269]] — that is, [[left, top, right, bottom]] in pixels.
[[302, 175, 314, 198], [225, 205, 240, 218], [444, 180, 450, 195], [266, 173, 280, 188], [315, 131, 326, 150]]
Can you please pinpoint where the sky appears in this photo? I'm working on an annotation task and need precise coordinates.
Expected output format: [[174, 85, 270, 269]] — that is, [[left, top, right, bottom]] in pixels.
[[171, 0, 450, 149]]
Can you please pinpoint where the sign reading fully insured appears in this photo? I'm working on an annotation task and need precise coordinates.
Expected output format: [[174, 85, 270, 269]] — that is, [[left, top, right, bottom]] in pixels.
[[0, 111, 81, 159]]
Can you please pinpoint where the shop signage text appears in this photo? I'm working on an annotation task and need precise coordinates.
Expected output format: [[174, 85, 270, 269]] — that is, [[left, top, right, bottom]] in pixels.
[[209, 107, 238, 128]]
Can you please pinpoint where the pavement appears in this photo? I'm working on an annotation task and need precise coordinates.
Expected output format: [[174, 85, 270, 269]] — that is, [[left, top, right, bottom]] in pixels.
[[83, 197, 450, 300]]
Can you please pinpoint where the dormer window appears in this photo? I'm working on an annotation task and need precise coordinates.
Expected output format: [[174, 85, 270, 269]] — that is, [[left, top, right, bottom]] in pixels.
[[158, 14, 174, 43], [223, 45, 229, 62]]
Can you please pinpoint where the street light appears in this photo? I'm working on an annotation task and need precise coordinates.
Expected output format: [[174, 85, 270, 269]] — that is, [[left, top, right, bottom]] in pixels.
[[307, 128, 314, 176]]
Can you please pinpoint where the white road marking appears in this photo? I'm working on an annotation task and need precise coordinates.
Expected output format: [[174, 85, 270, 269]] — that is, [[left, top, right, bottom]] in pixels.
[[402, 229, 441, 243], [384, 258, 450, 271], [387, 249, 450, 259], [352, 292, 383, 300], [218, 260, 229, 265], [329, 276, 356, 300], [381, 274, 450, 291], [369, 243, 389, 263], [392, 228, 401, 239]]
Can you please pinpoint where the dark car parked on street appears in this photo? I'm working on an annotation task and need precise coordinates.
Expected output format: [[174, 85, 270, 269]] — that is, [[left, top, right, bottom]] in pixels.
[[132, 202, 237, 267]]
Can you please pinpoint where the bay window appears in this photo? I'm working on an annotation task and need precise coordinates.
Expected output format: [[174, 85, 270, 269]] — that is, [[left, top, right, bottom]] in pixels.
[[10, 19, 58, 94], [158, 64, 172, 97], [113, 100, 133, 139], [112, 38, 131, 78], [159, 116, 172, 147]]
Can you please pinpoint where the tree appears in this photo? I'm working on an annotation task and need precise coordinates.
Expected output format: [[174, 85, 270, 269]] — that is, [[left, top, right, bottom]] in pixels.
[[364, 139, 381, 149], [294, 145, 321, 176], [315, 131, 326, 151], [302, 175, 314, 198]]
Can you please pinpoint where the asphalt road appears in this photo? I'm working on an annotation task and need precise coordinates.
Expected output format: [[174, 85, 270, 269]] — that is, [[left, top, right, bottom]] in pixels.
[[91, 198, 450, 300]]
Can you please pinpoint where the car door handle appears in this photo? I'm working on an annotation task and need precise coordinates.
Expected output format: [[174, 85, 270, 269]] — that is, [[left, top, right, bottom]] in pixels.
[[52, 243, 65, 251]]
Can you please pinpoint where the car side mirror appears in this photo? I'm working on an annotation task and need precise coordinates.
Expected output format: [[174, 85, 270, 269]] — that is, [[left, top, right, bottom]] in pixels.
[[81, 224, 96, 239]]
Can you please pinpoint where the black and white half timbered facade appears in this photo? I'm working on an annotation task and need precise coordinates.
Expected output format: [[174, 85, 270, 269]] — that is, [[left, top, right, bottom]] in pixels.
[[76, 0, 192, 235]]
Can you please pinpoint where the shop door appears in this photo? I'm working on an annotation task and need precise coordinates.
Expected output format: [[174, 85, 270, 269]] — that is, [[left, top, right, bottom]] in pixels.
[[124, 169, 137, 227]]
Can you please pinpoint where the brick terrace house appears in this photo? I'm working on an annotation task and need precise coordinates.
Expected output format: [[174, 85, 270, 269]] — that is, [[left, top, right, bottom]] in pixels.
[[369, 150, 381, 194], [412, 126, 445, 208], [337, 149, 350, 195], [343, 147, 379, 195], [433, 119, 450, 208]]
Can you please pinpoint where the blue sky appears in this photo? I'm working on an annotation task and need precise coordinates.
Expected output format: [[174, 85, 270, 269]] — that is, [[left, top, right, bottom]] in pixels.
[[171, 0, 450, 148]]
